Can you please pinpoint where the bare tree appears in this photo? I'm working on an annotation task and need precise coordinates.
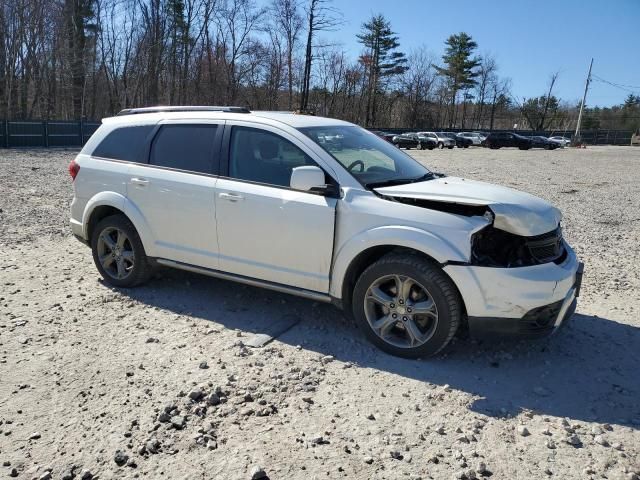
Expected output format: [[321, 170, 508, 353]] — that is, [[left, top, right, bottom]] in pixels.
[[138, 0, 167, 105], [217, 0, 265, 104], [299, 0, 339, 111], [400, 47, 436, 128], [489, 77, 511, 130], [520, 72, 560, 130], [8, 1, 632, 132], [473, 54, 497, 128], [270, 0, 302, 109]]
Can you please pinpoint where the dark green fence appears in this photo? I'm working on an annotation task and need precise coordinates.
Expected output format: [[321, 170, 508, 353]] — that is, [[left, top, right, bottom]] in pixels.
[[0, 120, 100, 148]]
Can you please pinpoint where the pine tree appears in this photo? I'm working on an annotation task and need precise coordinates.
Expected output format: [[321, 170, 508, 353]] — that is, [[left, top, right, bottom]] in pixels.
[[435, 32, 480, 127], [357, 14, 408, 127]]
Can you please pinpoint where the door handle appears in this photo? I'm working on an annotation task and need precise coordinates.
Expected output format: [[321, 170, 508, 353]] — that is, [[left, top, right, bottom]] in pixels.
[[130, 177, 149, 186], [219, 192, 244, 202]]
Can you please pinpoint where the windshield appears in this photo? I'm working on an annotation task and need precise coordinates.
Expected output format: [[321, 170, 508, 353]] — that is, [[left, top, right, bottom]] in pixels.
[[299, 125, 431, 188]]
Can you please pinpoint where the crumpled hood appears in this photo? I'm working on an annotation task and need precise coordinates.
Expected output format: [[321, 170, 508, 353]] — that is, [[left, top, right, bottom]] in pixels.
[[375, 176, 562, 236]]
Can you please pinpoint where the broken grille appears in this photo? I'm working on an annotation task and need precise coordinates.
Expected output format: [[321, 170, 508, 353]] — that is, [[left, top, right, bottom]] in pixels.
[[526, 226, 564, 263]]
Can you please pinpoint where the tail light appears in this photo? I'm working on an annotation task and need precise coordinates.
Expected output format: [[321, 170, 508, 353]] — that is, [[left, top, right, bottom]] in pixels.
[[68, 159, 80, 181]]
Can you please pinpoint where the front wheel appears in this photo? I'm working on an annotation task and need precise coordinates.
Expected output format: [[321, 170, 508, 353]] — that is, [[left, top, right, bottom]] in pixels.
[[91, 214, 152, 288], [438, 142, 444, 149], [352, 253, 462, 358], [417, 142, 424, 150]]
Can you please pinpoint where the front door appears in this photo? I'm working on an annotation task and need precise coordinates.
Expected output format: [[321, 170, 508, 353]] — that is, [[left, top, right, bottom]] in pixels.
[[215, 124, 337, 293]]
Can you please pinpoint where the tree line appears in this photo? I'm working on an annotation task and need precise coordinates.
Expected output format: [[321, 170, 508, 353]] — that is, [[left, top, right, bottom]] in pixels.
[[1, 0, 638, 131]]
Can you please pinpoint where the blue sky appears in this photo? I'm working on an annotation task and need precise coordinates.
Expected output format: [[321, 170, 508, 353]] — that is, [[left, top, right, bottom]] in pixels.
[[291, 0, 639, 107]]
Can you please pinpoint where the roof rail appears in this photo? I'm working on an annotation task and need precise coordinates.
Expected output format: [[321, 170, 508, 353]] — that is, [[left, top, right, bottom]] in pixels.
[[116, 106, 251, 116]]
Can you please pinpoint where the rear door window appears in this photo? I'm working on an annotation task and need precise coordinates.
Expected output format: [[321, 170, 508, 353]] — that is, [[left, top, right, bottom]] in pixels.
[[150, 124, 218, 174], [92, 125, 154, 162]]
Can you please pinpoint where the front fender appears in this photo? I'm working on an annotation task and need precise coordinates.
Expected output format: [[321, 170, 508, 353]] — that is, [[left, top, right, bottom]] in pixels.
[[82, 192, 155, 253], [329, 225, 468, 299]]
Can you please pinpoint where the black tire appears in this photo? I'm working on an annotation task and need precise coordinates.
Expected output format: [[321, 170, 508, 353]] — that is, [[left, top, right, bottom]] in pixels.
[[417, 142, 423, 150], [437, 142, 444, 149], [91, 214, 152, 288], [352, 253, 462, 359], [447, 146, 454, 149]]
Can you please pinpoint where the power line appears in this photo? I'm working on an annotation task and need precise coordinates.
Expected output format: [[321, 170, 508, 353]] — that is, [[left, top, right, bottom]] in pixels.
[[591, 74, 640, 94]]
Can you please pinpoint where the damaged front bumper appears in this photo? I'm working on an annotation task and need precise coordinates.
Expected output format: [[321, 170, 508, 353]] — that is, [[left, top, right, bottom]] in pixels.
[[444, 244, 583, 339]]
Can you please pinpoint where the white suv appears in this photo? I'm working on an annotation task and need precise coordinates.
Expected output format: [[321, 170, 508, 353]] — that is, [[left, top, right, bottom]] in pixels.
[[416, 131, 455, 149], [69, 106, 583, 358]]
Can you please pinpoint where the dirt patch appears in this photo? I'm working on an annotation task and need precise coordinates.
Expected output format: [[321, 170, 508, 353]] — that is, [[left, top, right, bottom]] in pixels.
[[1, 146, 639, 479]]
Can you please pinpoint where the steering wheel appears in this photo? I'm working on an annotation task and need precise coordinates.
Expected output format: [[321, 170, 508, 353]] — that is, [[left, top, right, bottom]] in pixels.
[[347, 160, 365, 172]]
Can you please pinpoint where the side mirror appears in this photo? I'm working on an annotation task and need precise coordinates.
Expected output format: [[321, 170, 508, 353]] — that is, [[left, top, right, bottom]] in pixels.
[[290, 166, 338, 196]]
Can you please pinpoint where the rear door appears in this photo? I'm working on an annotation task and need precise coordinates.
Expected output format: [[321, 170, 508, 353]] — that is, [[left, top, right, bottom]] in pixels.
[[215, 123, 337, 293], [127, 121, 223, 269]]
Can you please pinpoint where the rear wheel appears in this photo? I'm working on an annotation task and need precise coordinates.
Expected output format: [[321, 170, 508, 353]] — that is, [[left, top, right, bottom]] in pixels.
[[91, 214, 152, 288], [417, 142, 424, 150], [438, 142, 444, 149], [352, 253, 462, 358]]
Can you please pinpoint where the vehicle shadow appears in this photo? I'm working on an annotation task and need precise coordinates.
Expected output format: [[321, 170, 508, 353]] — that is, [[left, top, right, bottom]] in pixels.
[[115, 268, 640, 430]]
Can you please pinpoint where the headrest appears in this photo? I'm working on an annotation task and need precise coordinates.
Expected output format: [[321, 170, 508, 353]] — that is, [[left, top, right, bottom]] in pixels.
[[258, 139, 278, 160]]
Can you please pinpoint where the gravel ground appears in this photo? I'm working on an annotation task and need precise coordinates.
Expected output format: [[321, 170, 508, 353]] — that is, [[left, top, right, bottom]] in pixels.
[[1, 146, 639, 480]]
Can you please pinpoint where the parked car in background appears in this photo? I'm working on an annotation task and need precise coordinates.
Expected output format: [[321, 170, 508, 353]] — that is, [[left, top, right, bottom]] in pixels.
[[371, 131, 395, 143], [438, 132, 471, 148], [549, 136, 571, 147], [391, 133, 420, 149], [381, 133, 397, 144], [632, 130, 640, 146], [458, 132, 484, 146], [484, 132, 532, 150], [405, 132, 437, 150], [530, 136, 560, 150], [417, 132, 455, 149]]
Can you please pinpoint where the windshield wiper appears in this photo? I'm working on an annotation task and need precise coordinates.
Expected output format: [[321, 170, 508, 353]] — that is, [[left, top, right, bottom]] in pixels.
[[365, 172, 435, 189], [407, 172, 436, 183]]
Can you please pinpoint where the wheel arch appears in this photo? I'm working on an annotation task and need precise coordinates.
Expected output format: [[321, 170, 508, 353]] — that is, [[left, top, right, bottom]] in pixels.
[[82, 192, 155, 252], [331, 226, 469, 313]]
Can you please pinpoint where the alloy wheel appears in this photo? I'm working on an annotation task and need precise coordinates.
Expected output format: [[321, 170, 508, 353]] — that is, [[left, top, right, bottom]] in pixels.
[[364, 274, 439, 349], [96, 227, 135, 280]]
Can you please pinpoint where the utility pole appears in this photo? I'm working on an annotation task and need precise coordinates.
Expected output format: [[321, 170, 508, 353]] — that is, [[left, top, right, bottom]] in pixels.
[[574, 58, 593, 143]]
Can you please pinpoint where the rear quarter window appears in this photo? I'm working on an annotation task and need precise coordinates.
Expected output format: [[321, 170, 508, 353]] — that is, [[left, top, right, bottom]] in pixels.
[[92, 125, 154, 162]]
